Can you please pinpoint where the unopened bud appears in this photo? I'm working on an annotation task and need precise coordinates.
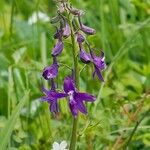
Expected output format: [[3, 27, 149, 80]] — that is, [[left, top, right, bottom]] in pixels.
[[52, 40, 64, 56], [81, 24, 96, 35], [77, 33, 85, 43], [63, 23, 71, 38]]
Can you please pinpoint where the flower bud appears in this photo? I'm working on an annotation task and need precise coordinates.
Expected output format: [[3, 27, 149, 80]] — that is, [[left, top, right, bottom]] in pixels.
[[54, 29, 63, 39], [77, 33, 85, 43], [42, 63, 58, 80], [81, 24, 96, 35], [79, 46, 91, 63], [62, 23, 71, 38], [52, 40, 64, 56]]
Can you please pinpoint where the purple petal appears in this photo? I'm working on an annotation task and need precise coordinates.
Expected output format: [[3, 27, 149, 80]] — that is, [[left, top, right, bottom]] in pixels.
[[69, 102, 78, 117], [41, 87, 66, 99], [42, 63, 58, 80], [41, 96, 51, 102], [48, 91, 66, 99], [80, 48, 91, 64], [93, 56, 106, 70], [63, 76, 75, 93], [41, 86, 49, 95], [54, 29, 63, 40], [50, 100, 59, 113], [52, 40, 64, 56], [76, 100, 87, 114], [63, 23, 71, 38], [81, 24, 96, 35], [91, 51, 106, 70], [94, 65, 104, 82], [75, 92, 96, 102]]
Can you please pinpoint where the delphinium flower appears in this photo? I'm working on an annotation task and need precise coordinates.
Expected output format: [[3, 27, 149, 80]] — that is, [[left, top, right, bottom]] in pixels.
[[77, 33, 91, 64], [40, 1, 106, 149], [63, 76, 96, 117], [42, 57, 59, 80], [41, 76, 95, 117], [41, 79, 66, 114], [76, 32, 106, 81], [90, 50, 106, 81]]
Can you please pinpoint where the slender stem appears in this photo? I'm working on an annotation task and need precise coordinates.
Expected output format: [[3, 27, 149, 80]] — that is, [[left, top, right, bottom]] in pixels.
[[123, 108, 150, 150], [68, 13, 79, 150], [10, 0, 15, 37]]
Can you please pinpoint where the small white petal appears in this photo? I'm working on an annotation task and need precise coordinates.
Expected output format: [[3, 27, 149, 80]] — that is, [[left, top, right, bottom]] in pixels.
[[52, 142, 60, 150], [60, 141, 67, 149]]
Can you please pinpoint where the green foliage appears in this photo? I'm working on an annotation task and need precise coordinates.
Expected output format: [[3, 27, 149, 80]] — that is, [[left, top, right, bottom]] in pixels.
[[0, 0, 150, 149]]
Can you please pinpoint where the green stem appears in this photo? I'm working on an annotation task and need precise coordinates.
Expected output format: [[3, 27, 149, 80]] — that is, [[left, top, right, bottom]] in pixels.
[[68, 14, 79, 150], [123, 108, 150, 150]]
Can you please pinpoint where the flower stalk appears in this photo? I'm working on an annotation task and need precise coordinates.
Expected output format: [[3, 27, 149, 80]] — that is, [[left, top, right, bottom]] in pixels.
[[40, 1, 106, 150], [68, 13, 79, 150]]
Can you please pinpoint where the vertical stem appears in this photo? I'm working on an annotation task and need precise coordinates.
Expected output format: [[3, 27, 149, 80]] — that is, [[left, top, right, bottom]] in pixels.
[[10, 0, 15, 37], [68, 14, 79, 150], [8, 66, 12, 148]]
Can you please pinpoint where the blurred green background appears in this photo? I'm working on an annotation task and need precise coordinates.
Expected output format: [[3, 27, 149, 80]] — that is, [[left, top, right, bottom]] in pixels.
[[0, 0, 150, 149]]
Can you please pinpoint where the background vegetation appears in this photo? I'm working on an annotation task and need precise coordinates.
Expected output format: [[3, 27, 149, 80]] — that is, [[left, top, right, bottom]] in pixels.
[[0, 0, 150, 149]]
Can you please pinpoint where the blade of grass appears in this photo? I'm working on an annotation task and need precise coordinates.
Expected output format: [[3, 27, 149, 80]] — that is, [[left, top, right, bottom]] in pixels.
[[110, 125, 150, 135], [0, 90, 30, 150], [7, 66, 14, 149], [123, 108, 150, 150], [40, 32, 52, 137], [99, 0, 113, 60]]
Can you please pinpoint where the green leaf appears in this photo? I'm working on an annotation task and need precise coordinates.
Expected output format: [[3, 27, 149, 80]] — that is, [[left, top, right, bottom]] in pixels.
[[0, 91, 30, 150]]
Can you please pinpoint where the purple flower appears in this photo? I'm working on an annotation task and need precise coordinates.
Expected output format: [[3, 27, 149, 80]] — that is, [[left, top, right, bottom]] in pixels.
[[41, 80, 66, 114], [77, 33, 85, 43], [77, 35, 91, 64], [91, 51, 106, 81], [52, 40, 64, 56], [92, 51, 106, 70], [63, 23, 71, 38], [79, 45, 91, 63], [63, 76, 96, 117], [80, 24, 96, 35], [42, 57, 58, 80], [41, 77, 95, 117], [93, 65, 104, 81], [54, 29, 63, 40]]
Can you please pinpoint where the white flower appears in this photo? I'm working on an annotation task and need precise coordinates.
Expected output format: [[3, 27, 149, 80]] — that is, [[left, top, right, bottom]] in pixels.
[[28, 11, 50, 25], [52, 141, 68, 150]]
